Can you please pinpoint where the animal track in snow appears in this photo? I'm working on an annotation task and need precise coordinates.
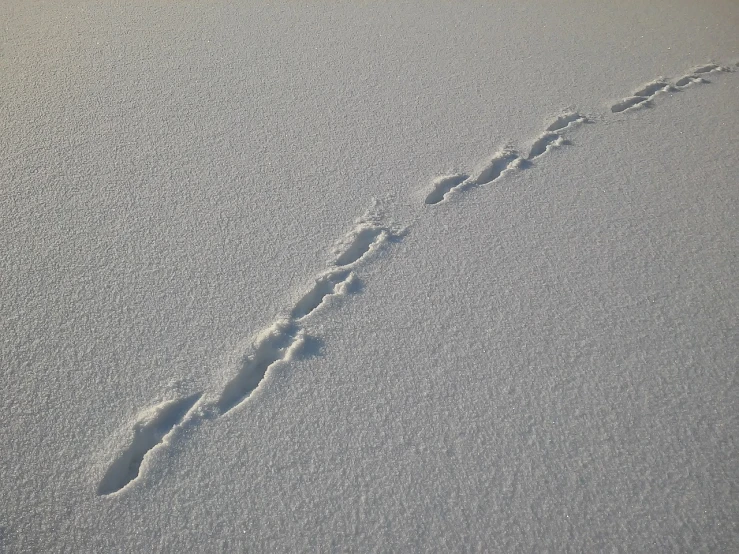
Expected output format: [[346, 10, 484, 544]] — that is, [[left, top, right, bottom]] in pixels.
[[611, 63, 732, 113], [424, 151, 521, 205], [546, 113, 587, 132], [98, 393, 202, 496], [290, 270, 355, 321], [333, 226, 386, 267], [98, 206, 402, 494], [611, 80, 673, 112], [471, 150, 522, 187], [527, 133, 568, 160], [424, 174, 469, 205], [424, 113, 587, 205], [215, 321, 304, 415], [99, 60, 736, 496], [208, 211, 399, 418], [693, 63, 723, 74], [427, 61, 734, 205]]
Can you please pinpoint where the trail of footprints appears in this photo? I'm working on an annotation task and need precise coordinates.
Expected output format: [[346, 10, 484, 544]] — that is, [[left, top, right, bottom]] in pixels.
[[98, 211, 401, 495], [97, 393, 202, 496], [99, 61, 736, 495], [611, 63, 730, 113], [424, 113, 588, 205]]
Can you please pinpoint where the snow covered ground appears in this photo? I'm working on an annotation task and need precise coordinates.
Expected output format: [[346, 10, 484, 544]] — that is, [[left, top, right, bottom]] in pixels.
[[1, 1, 737, 551]]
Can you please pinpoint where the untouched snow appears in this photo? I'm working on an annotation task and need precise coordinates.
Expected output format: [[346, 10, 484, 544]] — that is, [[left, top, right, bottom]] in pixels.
[[1, 1, 738, 551]]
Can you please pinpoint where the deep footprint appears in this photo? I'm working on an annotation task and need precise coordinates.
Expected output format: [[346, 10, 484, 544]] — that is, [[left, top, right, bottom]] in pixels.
[[527, 132, 566, 160], [633, 80, 670, 97], [291, 270, 353, 320], [215, 322, 302, 415], [424, 173, 469, 205], [471, 151, 520, 186], [334, 226, 386, 266], [693, 63, 720, 74], [98, 392, 202, 496], [611, 96, 649, 113], [675, 75, 702, 87], [546, 113, 586, 132]]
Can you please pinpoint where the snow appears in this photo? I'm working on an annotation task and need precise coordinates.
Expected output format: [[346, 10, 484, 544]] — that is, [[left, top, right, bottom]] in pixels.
[[1, 1, 737, 551]]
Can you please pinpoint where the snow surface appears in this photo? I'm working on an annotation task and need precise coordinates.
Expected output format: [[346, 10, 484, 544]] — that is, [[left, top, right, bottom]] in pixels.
[[1, 1, 738, 551]]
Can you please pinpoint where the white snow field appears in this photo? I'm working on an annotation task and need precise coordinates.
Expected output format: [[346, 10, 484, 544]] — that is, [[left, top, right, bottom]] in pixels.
[[1, 1, 738, 551]]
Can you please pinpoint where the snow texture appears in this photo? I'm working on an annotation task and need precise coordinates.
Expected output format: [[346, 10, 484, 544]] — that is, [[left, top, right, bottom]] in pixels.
[[1, 1, 738, 551]]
